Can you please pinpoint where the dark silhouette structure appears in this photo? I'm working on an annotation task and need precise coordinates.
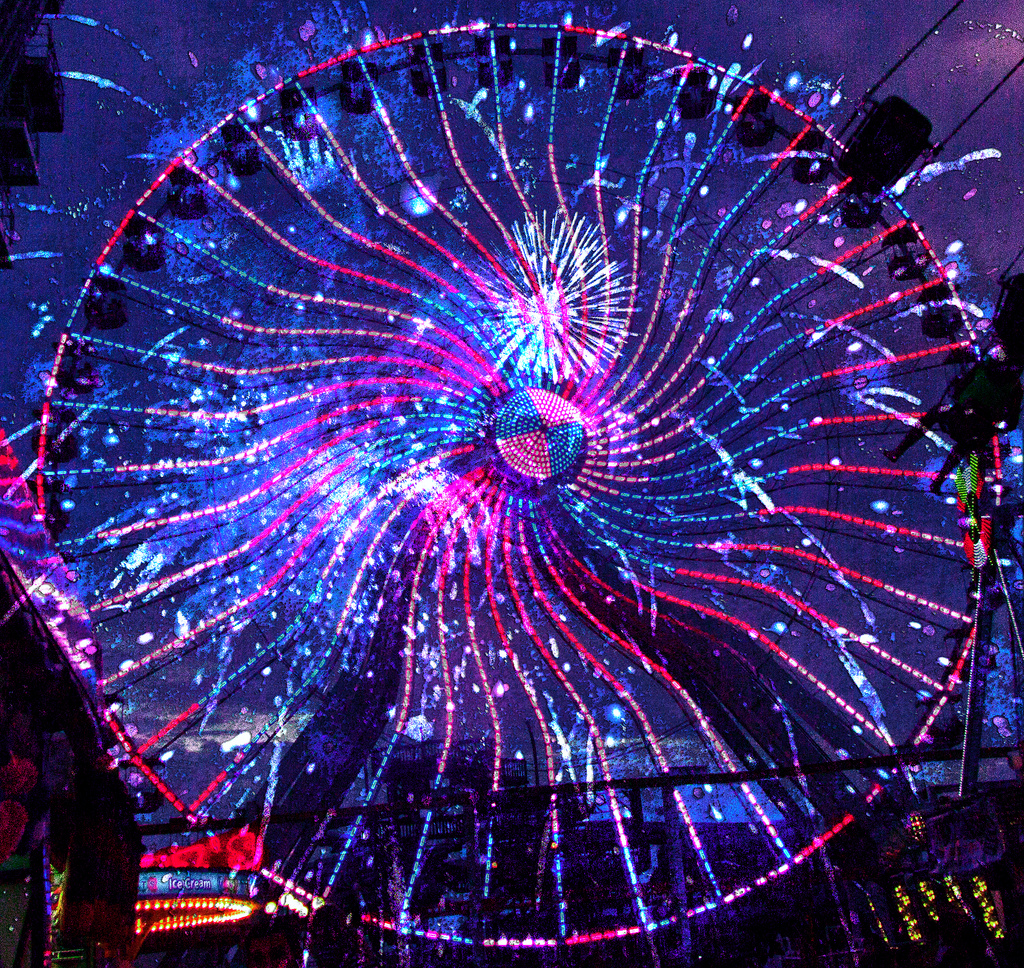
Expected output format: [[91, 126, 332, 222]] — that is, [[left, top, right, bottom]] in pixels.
[[1, 0, 64, 267]]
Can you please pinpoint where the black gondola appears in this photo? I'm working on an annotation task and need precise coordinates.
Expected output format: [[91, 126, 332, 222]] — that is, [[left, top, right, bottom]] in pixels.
[[837, 95, 932, 190], [166, 164, 208, 219], [121, 216, 165, 273], [280, 83, 318, 138], [543, 34, 580, 90], [676, 66, 715, 120], [736, 91, 775, 148], [340, 62, 378, 115], [610, 44, 646, 100], [476, 34, 513, 89], [221, 118, 261, 177], [83, 275, 129, 330], [993, 274, 1024, 366], [792, 128, 829, 184], [409, 42, 446, 98]]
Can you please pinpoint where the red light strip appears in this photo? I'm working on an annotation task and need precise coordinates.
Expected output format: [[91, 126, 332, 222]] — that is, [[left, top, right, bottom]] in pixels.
[[786, 462, 939, 481], [756, 504, 960, 549], [174, 162, 414, 297], [702, 541, 966, 626], [819, 341, 969, 381], [100, 498, 345, 686], [376, 50, 540, 319], [240, 132, 461, 296], [486, 43, 569, 366], [103, 707, 195, 820], [565, 544, 886, 740], [434, 476, 488, 776], [94, 455, 366, 614], [464, 496, 504, 790], [814, 280, 955, 334], [190, 770, 230, 812], [139, 375, 468, 425], [915, 624, 976, 745]]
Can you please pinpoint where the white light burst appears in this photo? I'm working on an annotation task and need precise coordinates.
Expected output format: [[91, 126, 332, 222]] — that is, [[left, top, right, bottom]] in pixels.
[[497, 211, 631, 381]]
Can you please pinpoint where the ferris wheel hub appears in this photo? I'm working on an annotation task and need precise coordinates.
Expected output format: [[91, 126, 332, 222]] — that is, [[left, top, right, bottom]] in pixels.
[[494, 387, 586, 480]]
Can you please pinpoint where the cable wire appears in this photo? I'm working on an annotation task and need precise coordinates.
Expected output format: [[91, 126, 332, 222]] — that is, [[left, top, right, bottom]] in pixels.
[[838, 0, 967, 137], [935, 50, 1024, 153]]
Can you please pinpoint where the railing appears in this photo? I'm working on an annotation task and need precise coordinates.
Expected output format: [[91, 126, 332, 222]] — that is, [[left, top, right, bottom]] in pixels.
[[0, 1, 48, 107], [12, 22, 64, 132], [0, 183, 12, 268], [23, 21, 57, 63], [0, 117, 40, 186]]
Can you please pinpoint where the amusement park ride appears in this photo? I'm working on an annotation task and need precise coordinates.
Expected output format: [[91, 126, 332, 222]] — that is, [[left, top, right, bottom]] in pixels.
[[3, 2, 1024, 966]]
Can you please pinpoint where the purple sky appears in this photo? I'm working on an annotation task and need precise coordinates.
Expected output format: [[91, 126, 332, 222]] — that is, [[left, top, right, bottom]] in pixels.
[[3, 2, 1024, 454]]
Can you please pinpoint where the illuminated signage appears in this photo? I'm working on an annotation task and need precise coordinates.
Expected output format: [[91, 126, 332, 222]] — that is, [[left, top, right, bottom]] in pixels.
[[138, 869, 252, 899]]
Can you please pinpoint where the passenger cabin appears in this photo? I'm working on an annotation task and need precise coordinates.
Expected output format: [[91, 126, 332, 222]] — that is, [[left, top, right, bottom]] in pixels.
[[994, 274, 1024, 366], [837, 96, 932, 190]]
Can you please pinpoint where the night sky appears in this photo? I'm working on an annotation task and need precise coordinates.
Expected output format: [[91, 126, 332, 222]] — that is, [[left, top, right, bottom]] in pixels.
[[3, 2, 1024, 442], [3, 1, 1024, 423]]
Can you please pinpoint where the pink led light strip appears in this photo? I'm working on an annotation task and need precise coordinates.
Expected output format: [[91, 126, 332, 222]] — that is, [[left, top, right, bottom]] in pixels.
[[505, 516, 652, 933]]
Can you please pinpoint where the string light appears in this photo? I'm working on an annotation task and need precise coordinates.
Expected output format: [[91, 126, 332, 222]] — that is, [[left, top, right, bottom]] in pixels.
[[893, 884, 923, 942], [135, 897, 257, 935]]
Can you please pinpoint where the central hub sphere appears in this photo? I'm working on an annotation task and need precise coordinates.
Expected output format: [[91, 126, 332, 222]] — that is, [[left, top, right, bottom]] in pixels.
[[494, 388, 586, 480]]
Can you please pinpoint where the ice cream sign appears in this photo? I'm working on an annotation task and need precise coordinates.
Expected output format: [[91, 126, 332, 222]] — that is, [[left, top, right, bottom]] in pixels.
[[139, 869, 253, 898]]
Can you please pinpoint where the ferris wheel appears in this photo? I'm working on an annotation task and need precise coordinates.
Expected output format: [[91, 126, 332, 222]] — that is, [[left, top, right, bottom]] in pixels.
[[36, 20, 996, 953]]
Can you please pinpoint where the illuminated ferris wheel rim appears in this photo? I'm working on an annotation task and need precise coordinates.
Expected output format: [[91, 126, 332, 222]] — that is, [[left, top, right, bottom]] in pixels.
[[35, 19, 985, 953], [57, 22, 971, 282], [40, 17, 979, 516]]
